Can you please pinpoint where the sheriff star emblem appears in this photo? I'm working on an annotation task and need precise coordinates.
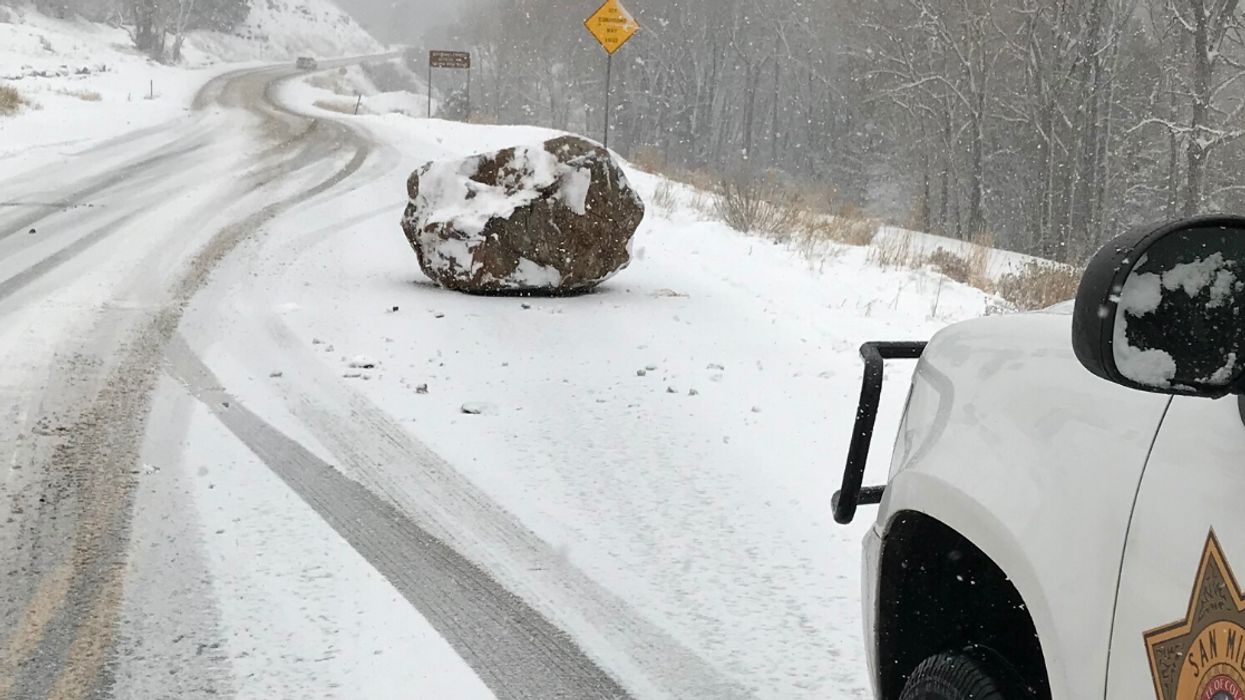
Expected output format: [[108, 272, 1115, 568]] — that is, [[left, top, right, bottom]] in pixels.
[[1146, 530, 1245, 700]]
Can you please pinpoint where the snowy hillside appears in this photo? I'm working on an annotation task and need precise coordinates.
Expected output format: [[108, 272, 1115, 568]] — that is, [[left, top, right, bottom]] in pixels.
[[0, 0, 382, 161], [186, 0, 384, 62]]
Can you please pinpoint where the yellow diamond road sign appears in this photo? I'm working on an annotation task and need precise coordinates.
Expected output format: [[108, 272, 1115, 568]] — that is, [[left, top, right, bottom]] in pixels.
[[585, 0, 639, 55]]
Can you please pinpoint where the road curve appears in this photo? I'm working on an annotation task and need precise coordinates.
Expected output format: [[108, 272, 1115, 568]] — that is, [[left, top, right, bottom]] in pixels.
[[0, 55, 633, 700]]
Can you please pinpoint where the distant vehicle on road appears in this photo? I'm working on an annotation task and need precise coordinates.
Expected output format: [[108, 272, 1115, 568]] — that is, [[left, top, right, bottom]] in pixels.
[[296, 57, 318, 71], [835, 214, 1245, 700]]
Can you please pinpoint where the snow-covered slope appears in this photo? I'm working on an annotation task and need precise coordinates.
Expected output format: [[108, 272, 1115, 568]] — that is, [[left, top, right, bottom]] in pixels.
[[186, 0, 384, 62], [0, 0, 382, 164], [0, 9, 228, 162]]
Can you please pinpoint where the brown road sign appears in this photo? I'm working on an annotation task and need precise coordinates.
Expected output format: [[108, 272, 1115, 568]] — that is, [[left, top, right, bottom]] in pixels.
[[584, 0, 639, 55], [430, 50, 471, 69]]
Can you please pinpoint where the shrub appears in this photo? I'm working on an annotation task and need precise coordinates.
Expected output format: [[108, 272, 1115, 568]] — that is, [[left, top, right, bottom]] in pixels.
[[868, 230, 921, 269], [713, 171, 803, 237], [927, 248, 972, 284], [996, 261, 1083, 310], [651, 180, 677, 211], [800, 214, 879, 248], [57, 88, 101, 101], [0, 84, 27, 116], [313, 99, 356, 114]]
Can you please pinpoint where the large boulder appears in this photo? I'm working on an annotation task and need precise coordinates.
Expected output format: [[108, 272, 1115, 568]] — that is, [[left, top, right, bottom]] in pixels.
[[401, 135, 645, 294]]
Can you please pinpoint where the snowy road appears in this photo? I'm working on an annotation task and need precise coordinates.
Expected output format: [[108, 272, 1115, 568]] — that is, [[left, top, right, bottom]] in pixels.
[[0, 57, 637, 700], [0, 49, 1000, 700]]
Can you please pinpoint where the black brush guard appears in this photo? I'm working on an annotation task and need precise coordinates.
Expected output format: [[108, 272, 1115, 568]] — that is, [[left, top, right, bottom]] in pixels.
[[831, 341, 927, 525]]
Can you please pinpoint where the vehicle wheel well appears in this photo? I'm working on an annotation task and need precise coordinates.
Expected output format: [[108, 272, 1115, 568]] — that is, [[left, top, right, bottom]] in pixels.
[[876, 511, 1050, 700]]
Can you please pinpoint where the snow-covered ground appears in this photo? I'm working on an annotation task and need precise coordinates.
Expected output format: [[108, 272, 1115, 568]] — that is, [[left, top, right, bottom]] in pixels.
[[174, 78, 1002, 699], [0, 0, 383, 159], [281, 63, 430, 116], [1, 15, 1013, 687]]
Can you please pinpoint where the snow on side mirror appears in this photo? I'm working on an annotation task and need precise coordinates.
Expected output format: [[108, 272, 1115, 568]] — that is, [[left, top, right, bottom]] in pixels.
[[1073, 215, 1245, 398]]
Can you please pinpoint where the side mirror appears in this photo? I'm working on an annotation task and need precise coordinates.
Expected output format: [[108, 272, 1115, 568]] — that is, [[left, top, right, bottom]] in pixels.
[[1073, 215, 1245, 398]]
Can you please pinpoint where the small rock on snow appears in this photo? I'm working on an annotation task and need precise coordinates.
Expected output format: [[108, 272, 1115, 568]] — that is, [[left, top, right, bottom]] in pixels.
[[521, 303, 532, 310], [434, 312, 446, 319], [666, 387, 677, 394], [312, 338, 324, 345], [636, 369, 647, 377], [461, 402, 498, 416], [645, 364, 658, 371], [707, 363, 725, 371], [688, 389, 699, 396], [269, 371, 283, 378], [415, 384, 429, 394], [751, 406, 762, 413], [348, 356, 377, 369]]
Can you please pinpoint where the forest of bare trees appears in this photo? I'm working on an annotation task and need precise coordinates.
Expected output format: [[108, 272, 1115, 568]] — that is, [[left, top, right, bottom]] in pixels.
[[437, 0, 1245, 262]]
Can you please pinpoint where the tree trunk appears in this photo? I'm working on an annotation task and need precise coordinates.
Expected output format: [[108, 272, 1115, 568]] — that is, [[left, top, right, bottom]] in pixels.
[[1184, 0, 1212, 216]]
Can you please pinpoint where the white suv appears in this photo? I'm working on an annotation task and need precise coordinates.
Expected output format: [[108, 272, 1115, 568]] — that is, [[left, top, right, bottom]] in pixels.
[[836, 215, 1245, 700]]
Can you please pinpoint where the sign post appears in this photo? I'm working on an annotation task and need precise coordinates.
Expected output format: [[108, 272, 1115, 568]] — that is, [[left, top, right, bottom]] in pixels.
[[584, 0, 639, 150], [427, 50, 472, 119]]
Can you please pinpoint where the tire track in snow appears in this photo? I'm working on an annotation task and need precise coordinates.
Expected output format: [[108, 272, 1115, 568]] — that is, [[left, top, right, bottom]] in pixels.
[[0, 62, 376, 700], [174, 190, 753, 699], [164, 338, 634, 700], [0, 141, 207, 241]]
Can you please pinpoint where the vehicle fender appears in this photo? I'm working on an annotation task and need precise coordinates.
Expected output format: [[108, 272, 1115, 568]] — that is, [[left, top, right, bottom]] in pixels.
[[875, 313, 1171, 700]]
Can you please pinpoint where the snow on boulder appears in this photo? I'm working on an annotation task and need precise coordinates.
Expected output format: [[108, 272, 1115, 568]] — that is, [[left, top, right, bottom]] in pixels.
[[401, 135, 645, 295]]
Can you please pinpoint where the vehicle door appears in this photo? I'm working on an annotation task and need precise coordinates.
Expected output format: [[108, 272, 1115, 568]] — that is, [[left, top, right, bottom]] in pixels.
[[1105, 395, 1245, 700]]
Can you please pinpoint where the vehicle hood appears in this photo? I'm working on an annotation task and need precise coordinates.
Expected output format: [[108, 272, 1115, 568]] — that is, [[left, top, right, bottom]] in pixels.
[[889, 308, 1168, 480]]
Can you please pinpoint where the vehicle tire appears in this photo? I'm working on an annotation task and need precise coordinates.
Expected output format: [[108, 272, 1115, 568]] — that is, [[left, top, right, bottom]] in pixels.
[[899, 651, 1027, 700]]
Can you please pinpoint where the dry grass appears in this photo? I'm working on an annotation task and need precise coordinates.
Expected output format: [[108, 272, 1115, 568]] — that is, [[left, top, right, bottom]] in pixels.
[[625, 145, 720, 192], [868, 230, 922, 269], [965, 230, 995, 292], [996, 261, 1083, 310], [57, 88, 101, 102], [313, 99, 357, 115], [927, 248, 972, 284], [714, 172, 807, 237], [791, 219, 855, 269], [630, 145, 666, 174], [668, 167, 718, 192], [686, 190, 715, 219], [799, 213, 879, 247], [651, 180, 678, 211], [0, 84, 28, 116], [467, 113, 498, 125]]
